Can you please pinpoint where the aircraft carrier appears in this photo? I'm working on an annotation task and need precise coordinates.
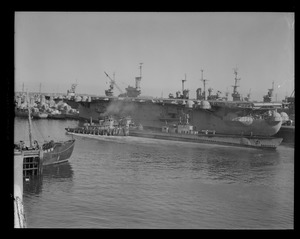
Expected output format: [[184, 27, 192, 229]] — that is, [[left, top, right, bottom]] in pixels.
[[65, 65, 285, 138]]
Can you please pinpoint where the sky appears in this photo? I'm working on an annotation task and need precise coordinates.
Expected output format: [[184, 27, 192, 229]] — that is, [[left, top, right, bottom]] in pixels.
[[15, 12, 294, 101]]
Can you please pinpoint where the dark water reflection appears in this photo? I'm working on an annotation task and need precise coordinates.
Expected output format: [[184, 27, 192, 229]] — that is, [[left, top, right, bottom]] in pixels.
[[24, 163, 74, 195]]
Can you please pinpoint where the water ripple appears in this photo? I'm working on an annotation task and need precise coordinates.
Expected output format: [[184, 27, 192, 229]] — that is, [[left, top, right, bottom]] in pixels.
[[17, 118, 294, 229]]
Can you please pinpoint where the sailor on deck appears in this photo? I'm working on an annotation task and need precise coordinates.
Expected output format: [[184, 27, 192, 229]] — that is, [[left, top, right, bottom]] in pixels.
[[33, 140, 39, 150]]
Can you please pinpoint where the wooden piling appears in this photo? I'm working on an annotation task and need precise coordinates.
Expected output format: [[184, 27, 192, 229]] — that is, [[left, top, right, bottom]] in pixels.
[[22, 149, 43, 177]]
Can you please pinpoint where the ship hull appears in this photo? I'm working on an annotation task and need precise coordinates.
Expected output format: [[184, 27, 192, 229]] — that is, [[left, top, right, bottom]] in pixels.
[[15, 109, 29, 118], [42, 139, 75, 165], [65, 98, 80, 109], [65, 127, 129, 136], [65, 127, 282, 149], [32, 112, 48, 119], [64, 113, 80, 120], [48, 114, 66, 120], [190, 108, 282, 136], [76, 98, 282, 137], [129, 129, 283, 149]]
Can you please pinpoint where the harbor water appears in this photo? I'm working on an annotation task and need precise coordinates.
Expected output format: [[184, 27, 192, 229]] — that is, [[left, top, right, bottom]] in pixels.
[[14, 118, 294, 229]]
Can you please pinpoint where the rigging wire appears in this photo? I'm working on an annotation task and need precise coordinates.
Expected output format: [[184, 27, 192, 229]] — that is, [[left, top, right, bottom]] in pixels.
[[32, 119, 46, 144], [21, 118, 30, 146]]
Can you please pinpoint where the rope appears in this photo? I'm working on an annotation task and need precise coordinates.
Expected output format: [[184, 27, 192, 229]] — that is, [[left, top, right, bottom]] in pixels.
[[32, 120, 46, 142]]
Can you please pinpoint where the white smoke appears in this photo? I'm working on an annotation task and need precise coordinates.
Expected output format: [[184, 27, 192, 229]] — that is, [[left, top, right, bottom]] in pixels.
[[100, 101, 137, 118]]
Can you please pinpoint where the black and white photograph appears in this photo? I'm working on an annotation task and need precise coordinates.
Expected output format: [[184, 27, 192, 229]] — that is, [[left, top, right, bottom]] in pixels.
[[13, 12, 294, 229]]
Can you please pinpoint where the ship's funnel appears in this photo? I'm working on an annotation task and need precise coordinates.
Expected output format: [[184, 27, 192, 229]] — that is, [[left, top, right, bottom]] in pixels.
[[196, 88, 202, 100], [183, 89, 189, 99], [135, 76, 141, 90]]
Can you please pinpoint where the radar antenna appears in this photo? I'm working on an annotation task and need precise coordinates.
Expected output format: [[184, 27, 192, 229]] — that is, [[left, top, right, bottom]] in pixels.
[[232, 67, 241, 94]]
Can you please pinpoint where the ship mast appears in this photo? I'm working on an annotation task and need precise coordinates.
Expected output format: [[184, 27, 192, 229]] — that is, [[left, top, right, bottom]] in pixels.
[[135, 63, 143, 91], [232, 68, 240, 94], [231, 68, 241, 101], [26, 92, 33, 148], [268, 81, 274, 96], [201, 69, 209, 100], [139, 62, 143, 78], [182, 74, 186, 93]]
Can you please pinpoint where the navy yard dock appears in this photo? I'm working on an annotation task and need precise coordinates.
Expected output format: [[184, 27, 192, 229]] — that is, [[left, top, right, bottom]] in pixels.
[[22, 150, 44, 177], [14, 149, 44, 228], [14, 152, 27, 228]]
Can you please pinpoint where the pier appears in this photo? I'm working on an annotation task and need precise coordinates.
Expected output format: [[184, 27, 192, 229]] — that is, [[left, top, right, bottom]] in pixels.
[[14, 149, 44, 228], [22, 150, 44, 177], [14, 152, 26, 228]]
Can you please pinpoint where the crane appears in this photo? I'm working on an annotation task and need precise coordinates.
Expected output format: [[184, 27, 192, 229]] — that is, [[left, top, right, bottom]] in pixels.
[[104, 71, 124, 94]]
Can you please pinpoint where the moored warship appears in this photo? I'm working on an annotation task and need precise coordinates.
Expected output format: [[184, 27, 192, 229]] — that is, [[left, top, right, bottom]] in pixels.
[[65, 65, 283, 139]]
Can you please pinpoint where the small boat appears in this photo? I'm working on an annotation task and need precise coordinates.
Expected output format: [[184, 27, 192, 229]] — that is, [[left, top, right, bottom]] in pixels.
[[41, 139, 76, 165], [15, 107, 48, 119], [48, 112, 66, 119], [63, 112, 80, 120], [15, 107, 29, 118], [65, 116, 130, 136], [32, 111, 48, 119], [14, 95, 75, 166]]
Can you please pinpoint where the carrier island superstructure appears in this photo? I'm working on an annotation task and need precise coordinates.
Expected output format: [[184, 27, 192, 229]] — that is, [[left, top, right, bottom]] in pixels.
[[65, 65, 283, 138]]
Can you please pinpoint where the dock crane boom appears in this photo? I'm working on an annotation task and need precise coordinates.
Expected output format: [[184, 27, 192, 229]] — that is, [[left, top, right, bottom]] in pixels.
[[104, 71, 124, 94]]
